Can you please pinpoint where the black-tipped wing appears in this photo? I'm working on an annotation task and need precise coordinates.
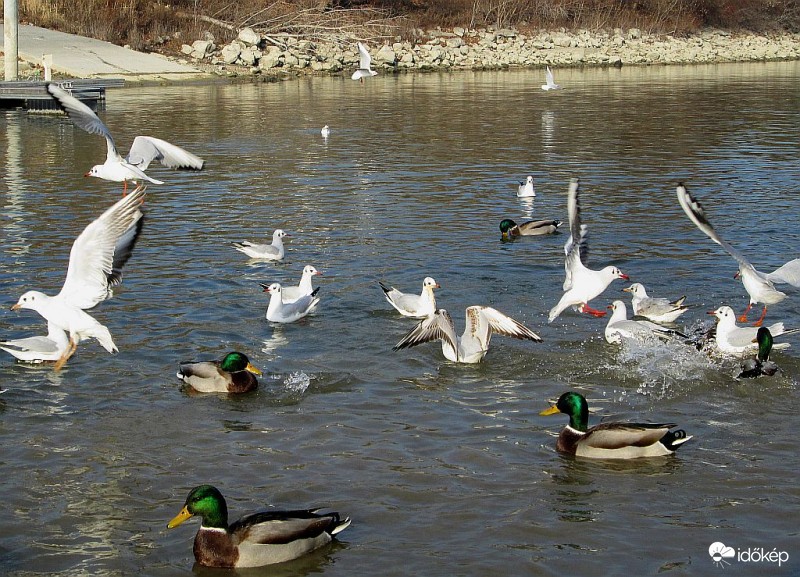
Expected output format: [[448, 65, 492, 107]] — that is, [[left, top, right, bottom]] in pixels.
[[676, 184, 754, 272], [393, 309, 458, 353]]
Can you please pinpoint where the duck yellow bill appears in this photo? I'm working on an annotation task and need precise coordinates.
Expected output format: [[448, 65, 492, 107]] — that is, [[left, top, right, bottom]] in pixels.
[[246, 363, 263, 376], [540, 405, 562, 416], [168, 506, 192, 529]]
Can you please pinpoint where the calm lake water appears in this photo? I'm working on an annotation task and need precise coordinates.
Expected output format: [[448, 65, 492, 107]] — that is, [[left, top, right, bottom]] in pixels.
[[1, 61, 799, 576]]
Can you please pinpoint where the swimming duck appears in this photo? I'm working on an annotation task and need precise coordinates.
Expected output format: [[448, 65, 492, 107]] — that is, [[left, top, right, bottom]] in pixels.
[[177, 352, 262, 393], [540, 391, 692, 459], [738, 327, 780, 378], [167, 484, 351, 568], [500, 218, 561, 238]]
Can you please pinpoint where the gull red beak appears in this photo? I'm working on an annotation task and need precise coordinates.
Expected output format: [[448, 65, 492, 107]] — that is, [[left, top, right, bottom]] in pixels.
[[620, 273, 630, 280], [733, 271, 740, 279]]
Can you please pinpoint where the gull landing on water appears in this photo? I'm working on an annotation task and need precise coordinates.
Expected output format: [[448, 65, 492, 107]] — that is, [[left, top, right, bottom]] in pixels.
[[548, 178, 629, 322], [393, 306, 541, 363], [46, 84, 204, 194], [677, 184, 800, 326], [10, 187, 146, 370], [351, 42, 378, 82], [541, 66, 561, 91]]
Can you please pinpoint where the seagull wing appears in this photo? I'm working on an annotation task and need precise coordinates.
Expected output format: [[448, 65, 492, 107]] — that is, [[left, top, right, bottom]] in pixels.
[[468, 306, 542, 350], [357, 42, 372, 70], [766, 258, 800, 287], [545, 66, 555, 86], [57, 187, 146, 309], [563, 178, 589, 291], [394, 309, 458, 353], [47, 83, 120, 162], [676, 184, 755, 273], [126, 136, 205, 171]]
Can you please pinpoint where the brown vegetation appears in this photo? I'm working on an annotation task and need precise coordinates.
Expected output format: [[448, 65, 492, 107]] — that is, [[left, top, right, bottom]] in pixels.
[[20, 0, 800, 52]]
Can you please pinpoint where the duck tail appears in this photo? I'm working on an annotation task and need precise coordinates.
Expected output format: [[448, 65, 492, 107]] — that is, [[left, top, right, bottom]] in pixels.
[[661, 429, 692, 452], [330, 516, 351, 536]]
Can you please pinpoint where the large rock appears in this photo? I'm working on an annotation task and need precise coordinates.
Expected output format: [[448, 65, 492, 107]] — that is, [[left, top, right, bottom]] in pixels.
[[191, 40, 214, 59], [238, 27, 261, 46], [375, 45, 396, 65], [221, 43, 242, 64]]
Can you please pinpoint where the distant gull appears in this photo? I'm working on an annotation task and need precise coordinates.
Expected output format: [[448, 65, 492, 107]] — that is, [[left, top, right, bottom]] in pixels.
[[47, 84, 204, 194], [517, 175, 536, 198], [351, 42, 378, 82], [541, 66, 561, 91], [393, 306, 541, 363], [548, 178, 629, 322], [321, 125, 330, 138], [232, 229, 289, 261], [10, 187, 146, 369]]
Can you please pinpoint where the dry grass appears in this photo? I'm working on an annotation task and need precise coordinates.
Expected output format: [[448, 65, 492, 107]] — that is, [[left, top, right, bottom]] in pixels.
[[19, 0, 800, 52]]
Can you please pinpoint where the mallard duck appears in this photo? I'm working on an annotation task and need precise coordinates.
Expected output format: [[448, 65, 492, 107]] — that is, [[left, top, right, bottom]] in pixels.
[[167, 484, 351, 568], [540, 391, 692, 459], [177, 352, 262, 393], [499, 218, 561, 239], [738, 327, 780, 378]]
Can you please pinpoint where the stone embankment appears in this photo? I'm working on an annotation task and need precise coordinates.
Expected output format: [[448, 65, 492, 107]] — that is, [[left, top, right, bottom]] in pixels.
[[177, 26, 800, 78]]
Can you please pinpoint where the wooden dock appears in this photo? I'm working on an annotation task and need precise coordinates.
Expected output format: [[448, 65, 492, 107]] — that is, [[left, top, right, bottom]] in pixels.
[[0, 78, 125, 112]]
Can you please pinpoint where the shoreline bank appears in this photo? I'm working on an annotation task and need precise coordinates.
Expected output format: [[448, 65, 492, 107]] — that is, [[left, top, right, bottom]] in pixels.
[[176, 26, 800, 80]]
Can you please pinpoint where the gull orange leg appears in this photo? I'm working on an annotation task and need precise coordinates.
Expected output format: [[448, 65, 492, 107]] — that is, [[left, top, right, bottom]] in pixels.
[[579, 303, 607, 318], [738, 302, 752, 323], [122, 180, 129, 197], [53, 338, 77, 371], [753, 305, 768, 327]]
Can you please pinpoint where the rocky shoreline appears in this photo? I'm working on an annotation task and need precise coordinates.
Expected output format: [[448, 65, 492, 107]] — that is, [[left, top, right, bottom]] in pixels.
[[175, 26, 800, 79]]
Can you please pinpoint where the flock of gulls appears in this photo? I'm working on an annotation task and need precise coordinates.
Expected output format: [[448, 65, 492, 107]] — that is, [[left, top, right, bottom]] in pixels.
[[2, 60, 798, 568]]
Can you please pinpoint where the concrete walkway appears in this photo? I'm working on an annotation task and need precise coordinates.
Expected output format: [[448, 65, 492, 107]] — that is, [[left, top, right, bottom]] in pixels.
[[0, 23, 210, 81]]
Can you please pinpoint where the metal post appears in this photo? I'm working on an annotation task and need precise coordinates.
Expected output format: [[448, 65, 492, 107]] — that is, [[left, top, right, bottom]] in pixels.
[[4, 0, 20, 80]]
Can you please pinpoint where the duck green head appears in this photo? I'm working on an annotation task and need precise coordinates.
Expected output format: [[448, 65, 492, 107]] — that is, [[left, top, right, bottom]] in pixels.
[[540, 391, 589, 431], [168, 484, 229, 530], [756, 327, 773, 362], [221, 352, 262, 376], [499, 219, 518, 238]]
